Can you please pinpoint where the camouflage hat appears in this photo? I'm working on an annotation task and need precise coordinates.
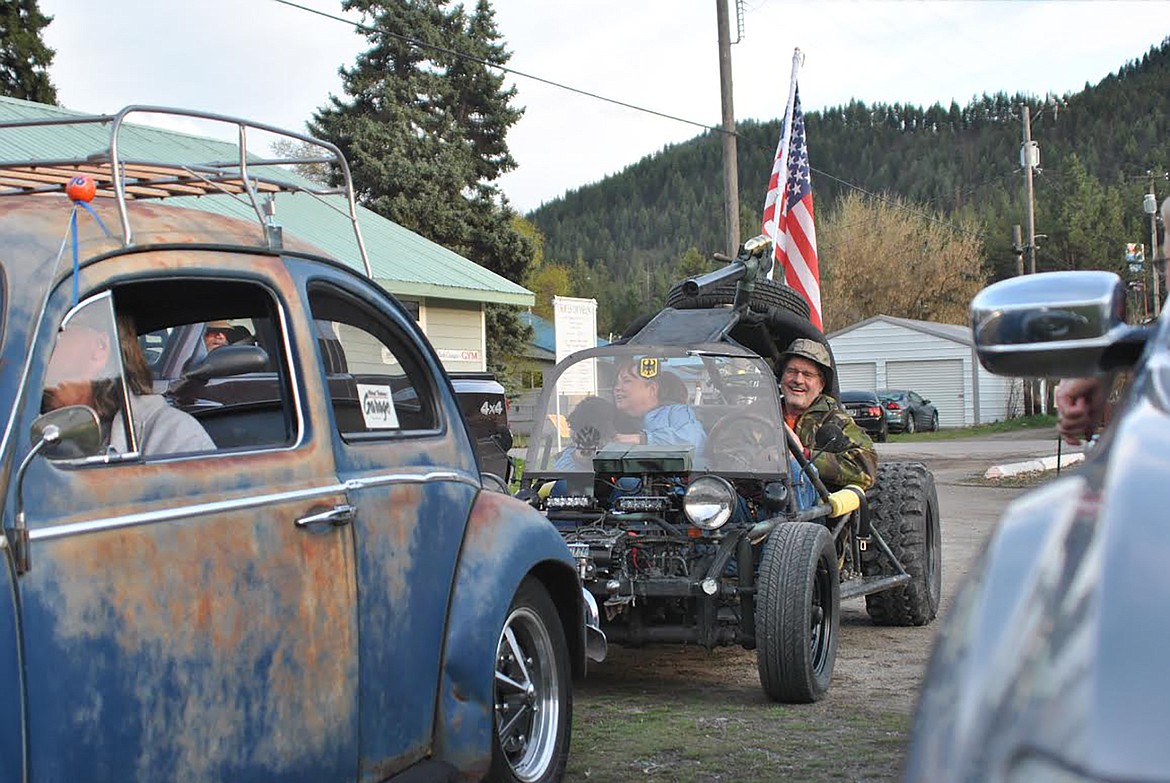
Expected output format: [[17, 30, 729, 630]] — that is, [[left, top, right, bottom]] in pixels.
[[779, 338, 833, 380]]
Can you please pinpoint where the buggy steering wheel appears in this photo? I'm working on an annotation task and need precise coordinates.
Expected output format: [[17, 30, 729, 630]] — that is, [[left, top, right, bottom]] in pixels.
[[706, 412, 787, 471]]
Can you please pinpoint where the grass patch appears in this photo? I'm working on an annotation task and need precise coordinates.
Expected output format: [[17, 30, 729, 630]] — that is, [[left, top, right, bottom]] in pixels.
[[508, 457, 526, 494], [889, 414, 1057, 442], [566, 693, 909, 782]]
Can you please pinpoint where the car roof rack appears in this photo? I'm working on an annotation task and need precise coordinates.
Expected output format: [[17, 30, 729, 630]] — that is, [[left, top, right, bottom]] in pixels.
[[0, 105, 371, 276]]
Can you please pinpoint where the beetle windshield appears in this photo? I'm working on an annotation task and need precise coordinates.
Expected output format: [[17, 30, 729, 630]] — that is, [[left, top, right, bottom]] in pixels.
[[526, 345, 787, 478]]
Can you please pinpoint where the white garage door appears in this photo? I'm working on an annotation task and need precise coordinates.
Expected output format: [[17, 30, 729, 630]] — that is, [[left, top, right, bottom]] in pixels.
[[836, 362, 877, 392], [886, 359, 965, 428]]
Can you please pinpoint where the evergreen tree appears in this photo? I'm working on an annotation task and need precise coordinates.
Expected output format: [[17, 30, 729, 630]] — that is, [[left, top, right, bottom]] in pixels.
[[310, 0, 532, 377], [0, 0, 57, 104]]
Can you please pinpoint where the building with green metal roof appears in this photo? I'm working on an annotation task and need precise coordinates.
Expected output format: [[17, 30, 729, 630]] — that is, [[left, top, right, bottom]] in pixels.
[[0, 96, 533, 372]]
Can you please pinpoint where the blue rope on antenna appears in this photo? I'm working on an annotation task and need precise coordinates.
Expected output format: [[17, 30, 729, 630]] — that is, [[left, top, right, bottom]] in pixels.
[[63, 176, 112, 307], [69, 207, 79, 307], [76, 200, 112, 238]]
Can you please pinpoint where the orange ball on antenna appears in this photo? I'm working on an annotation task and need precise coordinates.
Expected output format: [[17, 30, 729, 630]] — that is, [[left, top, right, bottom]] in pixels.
[[65, 175, 96, 202]]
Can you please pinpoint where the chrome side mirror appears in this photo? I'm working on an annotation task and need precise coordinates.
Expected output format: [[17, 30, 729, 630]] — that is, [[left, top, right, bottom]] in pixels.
[[12, 405, 104, 573], [31, 405, 103, 460], [970, 271, 1148, 377]]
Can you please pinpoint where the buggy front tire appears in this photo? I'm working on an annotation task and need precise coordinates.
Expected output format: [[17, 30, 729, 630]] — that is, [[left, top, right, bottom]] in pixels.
[[489, 577, 572, 783], [755, 522, 840, 703]]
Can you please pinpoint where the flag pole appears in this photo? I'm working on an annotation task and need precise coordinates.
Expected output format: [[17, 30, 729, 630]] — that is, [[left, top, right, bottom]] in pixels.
[[768, 48, 804, 280]]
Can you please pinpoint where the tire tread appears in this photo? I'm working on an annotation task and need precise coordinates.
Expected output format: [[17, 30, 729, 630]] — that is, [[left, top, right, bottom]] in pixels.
[[863, 461, 941, 626]]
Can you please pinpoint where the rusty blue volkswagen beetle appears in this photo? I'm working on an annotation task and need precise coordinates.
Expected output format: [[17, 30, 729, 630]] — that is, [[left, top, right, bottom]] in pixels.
[[0, 106, 603, 782]]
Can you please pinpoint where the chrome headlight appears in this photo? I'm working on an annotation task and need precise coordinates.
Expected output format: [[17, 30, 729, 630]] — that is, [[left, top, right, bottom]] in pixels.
[[684, 475, 735, 530]]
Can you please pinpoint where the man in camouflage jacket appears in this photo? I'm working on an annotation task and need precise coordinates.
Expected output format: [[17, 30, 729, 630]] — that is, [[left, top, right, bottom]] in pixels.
[[779, 338, 878, 491]]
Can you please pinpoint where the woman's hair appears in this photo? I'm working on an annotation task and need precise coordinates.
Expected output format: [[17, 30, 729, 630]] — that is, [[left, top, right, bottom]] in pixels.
[[115, 312, 153, 396]]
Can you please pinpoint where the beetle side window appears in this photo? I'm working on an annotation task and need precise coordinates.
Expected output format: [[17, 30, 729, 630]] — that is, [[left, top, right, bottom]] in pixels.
[[308, 286, 438, 439], [41, 277, 301, 458], [120, 278, 299, 452]]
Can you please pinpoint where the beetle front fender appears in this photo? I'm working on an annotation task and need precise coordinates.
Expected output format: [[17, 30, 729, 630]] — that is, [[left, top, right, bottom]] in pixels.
[[432, 489, 578, 776]]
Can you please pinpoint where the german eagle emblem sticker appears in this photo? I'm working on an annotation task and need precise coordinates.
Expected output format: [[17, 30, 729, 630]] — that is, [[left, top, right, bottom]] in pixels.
[[639, 357, 659, 379]]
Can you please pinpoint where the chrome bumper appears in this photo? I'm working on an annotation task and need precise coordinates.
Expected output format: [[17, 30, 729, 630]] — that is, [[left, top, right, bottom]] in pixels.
[[581, 588, 607, 663]]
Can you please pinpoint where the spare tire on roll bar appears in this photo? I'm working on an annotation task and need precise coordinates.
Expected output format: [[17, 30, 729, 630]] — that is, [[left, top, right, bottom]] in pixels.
[[665, 277, 810, 321]]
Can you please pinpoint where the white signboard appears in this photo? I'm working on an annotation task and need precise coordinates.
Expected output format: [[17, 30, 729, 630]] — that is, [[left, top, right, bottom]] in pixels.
[[357, 383, 400, 429], [553, 296, 598, 394]]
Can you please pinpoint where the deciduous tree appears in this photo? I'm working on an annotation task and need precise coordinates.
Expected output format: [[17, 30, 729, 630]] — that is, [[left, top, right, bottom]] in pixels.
[[818, 191, 987, 331]]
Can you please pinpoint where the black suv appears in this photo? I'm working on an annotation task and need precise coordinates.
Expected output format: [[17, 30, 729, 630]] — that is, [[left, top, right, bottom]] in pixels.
[[519, 237, 941, 703]]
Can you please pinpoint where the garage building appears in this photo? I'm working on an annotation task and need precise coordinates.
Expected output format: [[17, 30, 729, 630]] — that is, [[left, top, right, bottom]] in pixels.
[[827, 315, 1022, 428]]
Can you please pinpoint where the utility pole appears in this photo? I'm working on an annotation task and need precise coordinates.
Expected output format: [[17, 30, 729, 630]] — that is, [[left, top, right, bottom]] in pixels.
[[716, 0, 740, 255], [1146, 175, 1161, 315], [1022, 105, 1038, 274], [1011, 225, 1024, 276], [1020, 105, 1041, 415]]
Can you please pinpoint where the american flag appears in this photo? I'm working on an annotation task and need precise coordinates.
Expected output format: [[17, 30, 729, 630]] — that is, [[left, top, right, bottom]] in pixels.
[[761, 87, 821, 330]]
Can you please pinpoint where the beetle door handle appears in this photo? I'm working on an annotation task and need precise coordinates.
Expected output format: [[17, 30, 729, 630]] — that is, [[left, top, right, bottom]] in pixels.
[[295, 504, 356, 529]]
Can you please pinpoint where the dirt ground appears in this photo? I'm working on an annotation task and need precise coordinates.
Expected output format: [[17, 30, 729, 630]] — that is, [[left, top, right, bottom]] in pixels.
[[563, 434, 1060, 782]]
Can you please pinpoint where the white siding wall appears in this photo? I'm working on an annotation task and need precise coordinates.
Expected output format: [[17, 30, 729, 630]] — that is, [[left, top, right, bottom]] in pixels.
[[829, 319, 1023, 427], [976, 364, 1024, 421], [424, 299, 486, 372]]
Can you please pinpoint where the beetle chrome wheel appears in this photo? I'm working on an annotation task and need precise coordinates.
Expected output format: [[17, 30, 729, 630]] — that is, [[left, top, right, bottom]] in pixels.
[[495, 603, 563, 782]]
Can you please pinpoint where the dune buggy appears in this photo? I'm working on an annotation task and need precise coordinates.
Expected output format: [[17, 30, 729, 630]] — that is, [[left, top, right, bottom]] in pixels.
[[518, 237, 941, 702]]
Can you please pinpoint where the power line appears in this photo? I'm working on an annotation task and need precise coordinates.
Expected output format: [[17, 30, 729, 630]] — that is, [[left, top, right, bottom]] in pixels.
[[271, 0, 714, 132], [271, 0, 981, 238]]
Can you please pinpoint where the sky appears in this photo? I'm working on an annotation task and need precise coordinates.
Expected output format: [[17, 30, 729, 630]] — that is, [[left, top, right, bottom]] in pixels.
[[36, 0, 1170, 213]]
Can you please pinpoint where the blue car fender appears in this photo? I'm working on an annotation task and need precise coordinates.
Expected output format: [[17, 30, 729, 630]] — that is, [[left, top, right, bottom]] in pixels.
[[432, 488, 580, 774]]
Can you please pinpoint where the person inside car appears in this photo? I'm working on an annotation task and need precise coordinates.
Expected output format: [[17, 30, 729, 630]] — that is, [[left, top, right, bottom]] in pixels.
[[43, 309, 214, 457], [1056, 196, 1170, 444], [554, 395, 618, 470], [779, 338, 877, 491], [610, 358, 706, 454], [202, 319, 234, 353]]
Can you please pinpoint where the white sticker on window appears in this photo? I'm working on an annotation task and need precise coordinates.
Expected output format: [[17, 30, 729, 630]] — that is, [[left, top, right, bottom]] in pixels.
[[357, 383, 400, 429]]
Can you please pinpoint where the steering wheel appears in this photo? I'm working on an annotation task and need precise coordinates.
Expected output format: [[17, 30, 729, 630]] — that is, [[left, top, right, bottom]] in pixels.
[[706, 413, 787, 471]]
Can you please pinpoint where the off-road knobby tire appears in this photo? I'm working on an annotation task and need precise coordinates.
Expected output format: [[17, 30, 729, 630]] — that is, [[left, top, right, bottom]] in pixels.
[[666, 277, 811, 321], [863, 461, 941, 626], [755, 522, 840, 703], [490, 577, 572, 783]]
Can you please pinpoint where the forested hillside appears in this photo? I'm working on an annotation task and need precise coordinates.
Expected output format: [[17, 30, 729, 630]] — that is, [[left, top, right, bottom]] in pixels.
[[528, 38, 1170, 335]]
